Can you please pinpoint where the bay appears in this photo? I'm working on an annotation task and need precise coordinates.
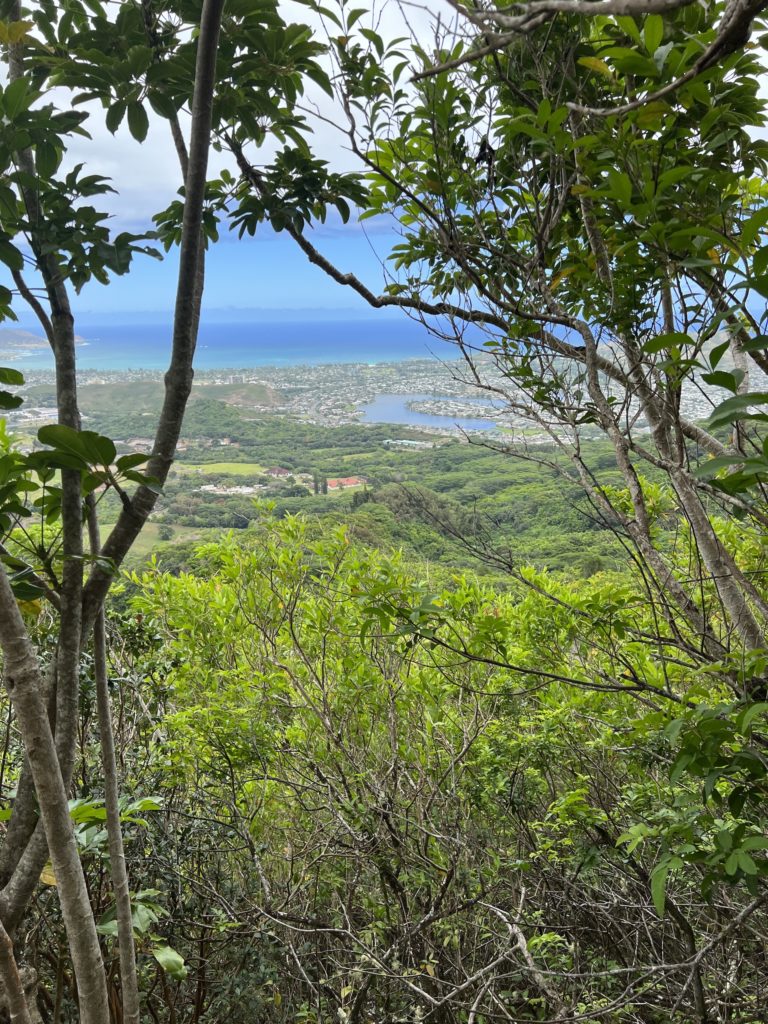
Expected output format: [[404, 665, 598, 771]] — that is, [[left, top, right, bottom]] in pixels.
[[361, 393, 498, 432]]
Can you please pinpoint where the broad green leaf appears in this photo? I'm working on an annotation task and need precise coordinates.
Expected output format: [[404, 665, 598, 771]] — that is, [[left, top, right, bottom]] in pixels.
[[707, 392, 768, 429], [0, 392, 22, 410], [701, 370, 744, 394], [636, 100, 670, 128], [126, 45, 153, 77], [651, 857, 681, 916], [643, 332, 692, 353], [106, 101, 126, 134], [691, 456, 744, 478], [116, 452, 150, 471], [38, 426, 116, 468], [127, 102, 149, 143], [0, 240, 24, 272], [36, 141, 59, 178], [3, 78, 31, 119], [741, 835, 768, 851], [741, 204, 768, 247], [738, 703, 768, 731], [578, 56, 614, 78], [644, 14, 664, 54], [153, 945, 187, 980], [741, 335, 768, 352], [650, 861, 670, 916]]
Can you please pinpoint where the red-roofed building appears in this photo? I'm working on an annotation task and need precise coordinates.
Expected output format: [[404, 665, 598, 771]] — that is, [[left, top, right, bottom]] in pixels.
[[327, 476, 367, 490]]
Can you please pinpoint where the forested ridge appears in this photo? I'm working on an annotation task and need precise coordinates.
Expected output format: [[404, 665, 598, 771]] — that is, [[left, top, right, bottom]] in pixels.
[[1, 0, 768, 1021]]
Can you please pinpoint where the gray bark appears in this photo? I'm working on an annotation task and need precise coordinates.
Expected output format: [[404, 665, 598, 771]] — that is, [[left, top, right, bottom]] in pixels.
[[0, 567, 109, 1024], [88, 505, 140, 1024], [0, 922, 35, 1024], [81, 0, 226, 629]]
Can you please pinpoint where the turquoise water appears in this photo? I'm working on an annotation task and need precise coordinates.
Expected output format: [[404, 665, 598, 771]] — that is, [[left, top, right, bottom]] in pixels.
[[3, 318, 454, 370]]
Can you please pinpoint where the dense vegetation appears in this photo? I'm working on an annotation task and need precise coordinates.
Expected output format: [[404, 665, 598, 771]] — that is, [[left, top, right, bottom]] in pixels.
[[0, 0, 768, 1022], [86, 402, 623, 575]]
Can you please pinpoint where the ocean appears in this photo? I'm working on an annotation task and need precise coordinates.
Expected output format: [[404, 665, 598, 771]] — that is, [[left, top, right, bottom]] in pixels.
[[4, 318, 456, 371]]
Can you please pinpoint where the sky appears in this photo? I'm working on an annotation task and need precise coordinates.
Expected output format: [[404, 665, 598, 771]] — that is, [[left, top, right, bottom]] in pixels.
[[2, 0, 441, 324], [58, 94, 404, 319], [15, 117, 404, 321], [64, 212, 403, 320]]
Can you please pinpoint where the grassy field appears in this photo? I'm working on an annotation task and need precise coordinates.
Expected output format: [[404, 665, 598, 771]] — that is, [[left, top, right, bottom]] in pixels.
[[188, 382, 281, 408], [100, 522, 221, 561], [174, 461, 266, 476]]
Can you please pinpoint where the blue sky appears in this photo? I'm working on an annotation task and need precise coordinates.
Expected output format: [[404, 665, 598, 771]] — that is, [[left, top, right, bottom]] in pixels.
[[2, 53, 410, 325], [66, 211, 401, 319]]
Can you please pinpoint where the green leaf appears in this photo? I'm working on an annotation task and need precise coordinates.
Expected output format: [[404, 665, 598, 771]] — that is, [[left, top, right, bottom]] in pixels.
[[635, 100, 670, 129], [606, 170, 632, 206], [709, 339, 730, 369], [36, 141, 59, 179], [153, 945, 187, 980], [106, 101, 126, 134], [741, 205, 768, 247], [147, 92, 177, 119], [643, 332, 692, 354], [0, 239, 24, 272], [0, 391, 22, 410], [125, 795, 163, 812], [126, 45, 153, 77], [38, 426, 116, 468], [737, 852, 758, 875], [346, 8, 366, 28], [701, 370, 744, 394], [127, 102, 149, 143], [741, 335, 768, 353], [741, 835, 768, 851], [739, 275, 768, 298], [578, 56, 614, 79], [651, 856, 682, 916], [3, 78, 31, 119], [651, 861, 670, 916], [644, 14, 664, 54], [707, 392, 768, 430], [116, 452, 150, 471], [691, 456, 744, 478]]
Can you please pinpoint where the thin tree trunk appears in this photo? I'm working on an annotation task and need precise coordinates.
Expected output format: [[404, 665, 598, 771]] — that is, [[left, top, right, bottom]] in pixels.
[[88, 504, 140, 1024], [0, 3, 226, 1007], [81, 0, 226, 629], [0, 919, 32, 1024], [0, 567, 109, 1024], [1, 0, 85, 931]]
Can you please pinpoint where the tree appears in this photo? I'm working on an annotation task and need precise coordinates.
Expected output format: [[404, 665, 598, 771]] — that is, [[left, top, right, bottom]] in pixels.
[[420, 0, 768, 98], [124, 512, 768, 1021], [243, 0, 768, 665], [199, 5, 768, 1008], [0, 1, 224, 1017], [0, 0, 360, 1017]]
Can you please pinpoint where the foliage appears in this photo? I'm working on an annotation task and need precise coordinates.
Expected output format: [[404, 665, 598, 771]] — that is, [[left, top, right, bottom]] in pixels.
[[2, 1, 768, 1021], [117, 513, 768, 1022]]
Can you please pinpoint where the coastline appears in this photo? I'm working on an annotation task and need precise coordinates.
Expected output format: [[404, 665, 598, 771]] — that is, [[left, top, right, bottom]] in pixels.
[[0, 317, 459, 372], [8, 354, 506, 435]]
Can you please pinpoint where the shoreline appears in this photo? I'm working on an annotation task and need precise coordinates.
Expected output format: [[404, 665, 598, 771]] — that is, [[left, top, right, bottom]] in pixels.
[[8, 357, 507, 435], [10, 356, 443, 379]]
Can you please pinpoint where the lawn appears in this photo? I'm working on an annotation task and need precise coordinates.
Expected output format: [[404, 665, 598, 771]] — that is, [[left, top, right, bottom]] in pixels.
[[98, 522, 221, 560], [174, 461, 265, 476]]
